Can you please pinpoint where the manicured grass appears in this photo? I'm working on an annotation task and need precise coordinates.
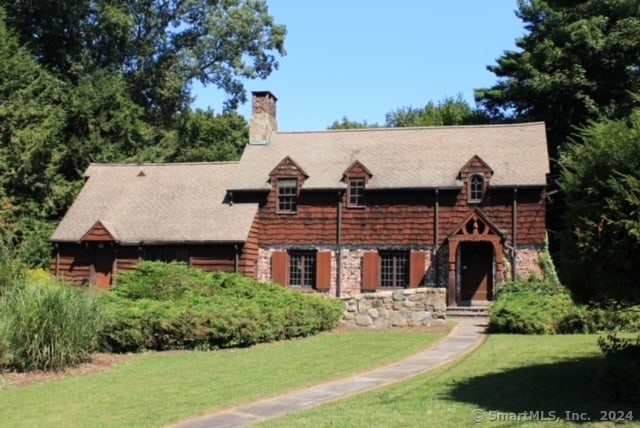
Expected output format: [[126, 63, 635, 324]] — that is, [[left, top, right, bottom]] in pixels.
[[261, 335, 640, 427], [0, 330, 444, 427]]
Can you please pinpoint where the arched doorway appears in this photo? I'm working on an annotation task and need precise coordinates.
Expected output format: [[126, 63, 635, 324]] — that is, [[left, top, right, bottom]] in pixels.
[[447, 210, 505, 306]]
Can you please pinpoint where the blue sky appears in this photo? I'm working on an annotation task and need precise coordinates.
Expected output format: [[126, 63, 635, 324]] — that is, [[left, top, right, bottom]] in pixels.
[[192, 1, 526, 131]]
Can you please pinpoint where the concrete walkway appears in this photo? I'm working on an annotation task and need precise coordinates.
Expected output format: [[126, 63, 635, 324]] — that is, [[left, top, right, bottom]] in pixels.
[[169, 318, 487, 428]]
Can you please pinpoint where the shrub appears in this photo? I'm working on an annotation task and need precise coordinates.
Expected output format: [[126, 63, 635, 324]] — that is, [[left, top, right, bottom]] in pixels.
[[598, 333, 640, 404], [100, 263, 344, 352], [490, 279, 640, 334], [0, 281, 103, 371]]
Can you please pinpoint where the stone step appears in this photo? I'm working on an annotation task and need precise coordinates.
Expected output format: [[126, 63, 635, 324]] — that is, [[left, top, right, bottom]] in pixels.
[[447, 306, 490, 318]]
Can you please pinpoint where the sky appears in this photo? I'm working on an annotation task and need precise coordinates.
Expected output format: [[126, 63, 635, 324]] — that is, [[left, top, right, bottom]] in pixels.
[[192, 1, 526, 132]]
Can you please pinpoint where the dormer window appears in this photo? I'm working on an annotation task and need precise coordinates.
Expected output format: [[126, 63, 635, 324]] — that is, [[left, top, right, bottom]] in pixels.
[[469, 174, 484, 203], [348, 178, 366, 207], [277, 178, 298, 213]]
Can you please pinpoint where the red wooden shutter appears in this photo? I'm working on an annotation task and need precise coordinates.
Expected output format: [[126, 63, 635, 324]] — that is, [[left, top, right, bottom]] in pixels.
[[409, 250, 426, 288], [271, 251, 288, 286], [361, 251, 380, 291], [316, 251, 332, 291]]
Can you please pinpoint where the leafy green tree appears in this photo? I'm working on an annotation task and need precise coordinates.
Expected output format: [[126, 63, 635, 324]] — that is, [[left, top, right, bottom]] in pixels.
[[386, 95, 488, 127], [328, 117, 378, 130], [557, 109, 640, 302], [137, 109, 249, 162], [476, 0, 640, 157], [329, 96, 487, 130], [0, 0, 287, 126]]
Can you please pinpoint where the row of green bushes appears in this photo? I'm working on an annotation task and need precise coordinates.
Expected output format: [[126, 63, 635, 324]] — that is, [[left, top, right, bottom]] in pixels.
[[100, 262, 344, 352], [0, 261, 344, 371], [488, 280, 640, 334]]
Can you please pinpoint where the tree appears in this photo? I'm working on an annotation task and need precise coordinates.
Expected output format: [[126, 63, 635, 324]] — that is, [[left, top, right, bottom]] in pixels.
[[328, 96, 487, 129], [557, 109, 640, 302], [385, 95, 488, 127], [328, 117, 378, 129], [137, 109, 249, 162], [476, 0, 640, 158], [0, 0, 286, 126]]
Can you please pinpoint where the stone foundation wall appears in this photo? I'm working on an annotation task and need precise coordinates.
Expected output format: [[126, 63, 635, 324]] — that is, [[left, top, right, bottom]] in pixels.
[[341, 288, 447, 328]]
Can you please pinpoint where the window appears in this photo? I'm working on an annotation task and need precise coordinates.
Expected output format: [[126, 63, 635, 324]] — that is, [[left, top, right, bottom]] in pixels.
[[469, 174, 484, 203], [277, 178, 297, 213], [380, 251, 409, 288], [144, 246, 189, 263], [348, 178, 365, 207], [289, 251, 316, 288]]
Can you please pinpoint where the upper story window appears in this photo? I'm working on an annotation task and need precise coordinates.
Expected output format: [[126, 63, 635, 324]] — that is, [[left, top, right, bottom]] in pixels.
[[347, 178, 366, 207], [277, 178, 298, 213], [469, 174, 484, 203], [380, 251, 409, 288]]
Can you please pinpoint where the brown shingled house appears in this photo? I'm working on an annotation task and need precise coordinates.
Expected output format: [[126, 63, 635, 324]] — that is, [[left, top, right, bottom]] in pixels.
[[51, 91, 550, 305]]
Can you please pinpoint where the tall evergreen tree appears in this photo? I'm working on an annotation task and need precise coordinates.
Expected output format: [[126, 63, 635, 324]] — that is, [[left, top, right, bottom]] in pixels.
[[476, 0, 640, 158]]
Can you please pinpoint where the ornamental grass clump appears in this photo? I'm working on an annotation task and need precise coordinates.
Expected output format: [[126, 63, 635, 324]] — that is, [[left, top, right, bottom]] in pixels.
[[0, 281, 103, 371]]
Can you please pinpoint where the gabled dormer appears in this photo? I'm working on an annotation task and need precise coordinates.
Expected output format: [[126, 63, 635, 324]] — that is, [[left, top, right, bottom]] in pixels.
[[458, 155, 493, 204], [342, 160, 372, 208], [269, 156, 308, 214]]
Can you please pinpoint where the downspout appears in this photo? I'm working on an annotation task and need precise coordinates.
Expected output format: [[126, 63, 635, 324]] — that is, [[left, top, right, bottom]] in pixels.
[[55, 243, 60, 280], [336, 191, 343, 297], [512, 188, 518, 281], [234, 244, 239, 273], [434, 189, 439, 285]]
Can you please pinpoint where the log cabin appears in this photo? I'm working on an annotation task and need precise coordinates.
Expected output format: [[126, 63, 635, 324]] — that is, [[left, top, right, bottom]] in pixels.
[[51, 91, 550, 305]]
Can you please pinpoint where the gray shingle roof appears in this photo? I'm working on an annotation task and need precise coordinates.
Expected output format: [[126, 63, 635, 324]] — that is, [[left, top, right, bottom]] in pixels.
[[231, 122, 549, 190], [51, 162, 258, 244]]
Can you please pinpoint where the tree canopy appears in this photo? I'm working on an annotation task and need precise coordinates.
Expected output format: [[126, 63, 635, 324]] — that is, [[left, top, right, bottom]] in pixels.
[[557, 109, 640, 302], [328, 96, 487, 129], [0, 2, 281, 267], [476, 0, 640, 157], [1, 0, 286, 125]]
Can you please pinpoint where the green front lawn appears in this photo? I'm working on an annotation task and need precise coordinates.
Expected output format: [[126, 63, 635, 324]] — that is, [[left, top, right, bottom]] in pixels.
[[261, 335, 640, 427], [0, 330, 444, 427]]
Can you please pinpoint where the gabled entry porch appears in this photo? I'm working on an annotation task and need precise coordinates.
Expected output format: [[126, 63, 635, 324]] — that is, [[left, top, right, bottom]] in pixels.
[[447, 209, 506, 306]]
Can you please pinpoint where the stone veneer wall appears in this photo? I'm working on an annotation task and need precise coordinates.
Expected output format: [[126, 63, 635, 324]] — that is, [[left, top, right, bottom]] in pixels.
[[256, 247, 434, 298], [341, 288, 447, 328]]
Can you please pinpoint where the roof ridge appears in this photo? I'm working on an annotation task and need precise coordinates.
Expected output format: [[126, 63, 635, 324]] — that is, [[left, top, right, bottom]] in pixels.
[[87, 161, 240, 167], [276, 121, 546, 135]]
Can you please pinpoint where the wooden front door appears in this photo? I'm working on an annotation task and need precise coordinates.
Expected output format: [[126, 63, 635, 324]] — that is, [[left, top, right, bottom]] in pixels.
[[94, 246, 114, 289], [460, 242, 493, 301]]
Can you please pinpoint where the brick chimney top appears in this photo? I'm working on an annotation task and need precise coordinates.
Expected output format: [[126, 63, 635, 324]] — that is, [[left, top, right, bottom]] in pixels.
[[249, 91, 277, 144]]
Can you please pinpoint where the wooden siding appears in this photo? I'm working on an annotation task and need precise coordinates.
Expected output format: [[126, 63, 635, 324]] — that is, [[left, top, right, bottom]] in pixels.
[[239, 216, 260, 278], [51, 243, 240, 286], [51, 244, 92, 283], [255, 187, 546, 248], [82, 221, 115, 242]]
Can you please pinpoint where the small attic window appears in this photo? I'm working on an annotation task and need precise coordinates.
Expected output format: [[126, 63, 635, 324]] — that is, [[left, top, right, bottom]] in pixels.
[[347, 177, 365, 207], [277, 178, 298, 213], [469, 174, 485, 203]]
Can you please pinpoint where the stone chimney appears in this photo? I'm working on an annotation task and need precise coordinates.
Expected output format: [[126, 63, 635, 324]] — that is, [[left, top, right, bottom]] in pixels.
[[249, 91, 277, 144]]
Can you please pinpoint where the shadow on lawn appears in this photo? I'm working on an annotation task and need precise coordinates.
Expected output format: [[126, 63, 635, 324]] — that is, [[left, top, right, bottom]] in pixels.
[[448, 356, 639, 423]]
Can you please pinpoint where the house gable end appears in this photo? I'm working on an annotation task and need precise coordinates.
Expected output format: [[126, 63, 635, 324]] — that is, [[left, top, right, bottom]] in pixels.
[[81, 220, 117, 242]]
